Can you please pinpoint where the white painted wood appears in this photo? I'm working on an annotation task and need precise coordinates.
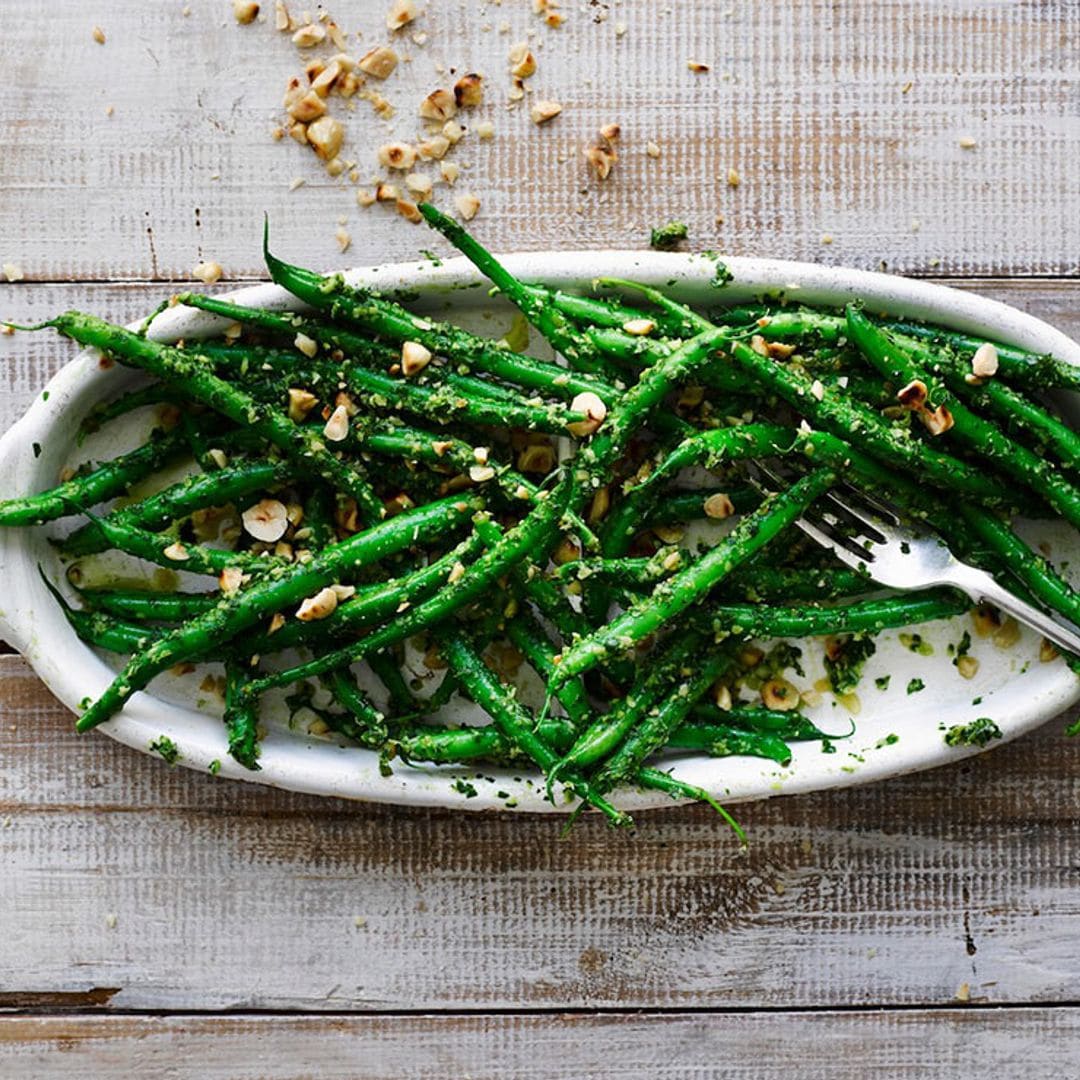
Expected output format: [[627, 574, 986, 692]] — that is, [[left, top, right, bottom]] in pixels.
[[0, 1, 1078, 280], [2, 1010, 1080, 1079], [1, 656, 1078, 1010]]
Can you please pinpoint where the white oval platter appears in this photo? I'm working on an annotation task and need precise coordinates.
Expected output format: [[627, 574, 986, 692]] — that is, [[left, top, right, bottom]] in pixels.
[[1, 250, 1078, 814]]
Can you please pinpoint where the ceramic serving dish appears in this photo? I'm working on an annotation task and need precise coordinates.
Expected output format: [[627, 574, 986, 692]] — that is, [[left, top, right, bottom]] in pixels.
[[2, 251, 1078, 813]]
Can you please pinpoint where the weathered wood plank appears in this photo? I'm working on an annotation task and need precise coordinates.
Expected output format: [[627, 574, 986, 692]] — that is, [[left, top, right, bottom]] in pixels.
[[1, 278, 1077, 428], [2, 1010, 1080, 1079], [1, 655, 1078, 1011], [1, 1, 1078, 280]]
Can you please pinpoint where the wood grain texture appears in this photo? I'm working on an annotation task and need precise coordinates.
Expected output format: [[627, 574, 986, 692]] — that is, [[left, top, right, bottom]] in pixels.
[[1, 655, 1078, 1011], [1, 1, 1078, 281], [1, 1010, 1079, 1079]]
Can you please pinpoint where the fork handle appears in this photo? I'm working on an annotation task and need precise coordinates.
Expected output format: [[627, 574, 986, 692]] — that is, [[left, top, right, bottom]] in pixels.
[[949, 564, 1080, 658]]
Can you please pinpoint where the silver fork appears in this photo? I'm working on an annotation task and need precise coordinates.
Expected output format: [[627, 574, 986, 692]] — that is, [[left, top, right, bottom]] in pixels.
[[752, 464, 1080, 657]]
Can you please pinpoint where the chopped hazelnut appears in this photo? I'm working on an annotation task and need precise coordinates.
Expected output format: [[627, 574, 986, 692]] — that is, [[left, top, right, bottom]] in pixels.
[[2, 262, 24, 282], [687, 60, 710, 73], [92, 26, 106, 45], [919, 403, 954, 436], [322, 404, 350, 442], [761, 677, 800, 711], [311, 61, 343, 98], [1041, 638, 1060, 663], [584, 143, 617, 179], [588, 485, 610, 523], [726, 167, 741, 187], [386, 0, 418, 31], [418, 135, 451, 160], [419, 88, 457, 122], [375, 181, 399, 201], [397, 198, 423, 223], [378, 141, 418, 170], [440, 161, 460, 184], [599, 122, 621, 142], [163, 541, 189, 562], [268, 613, 286, 634], [401, 340, 433, 375], [287, 89, 327, 122], [219, 566, 245, 595], [296, 587, 339, 621], [567, 391, 607, 436], [971, 342, 999, 378], [530, 99, 562, 125], [447, 561, 466, 584], [703, 492, 735, 520], [358, 45, 399, 79], [287, 388, 319, 421], [292, 23, 326, 47], [242, 499, 289, 542], [469, 464, 496, 483], [476, 119, 495, 140], [274, 0, 291, 31], [307, 115, 344, 160], [621, 318, 655, 336], [233, 1, 260, 25], [454, 72, 484, 107], [896, 379, 928, 408], [646, 140, 661, 158], [956, 655, 979, 679], [959, 135, 977, 149], [405, 172, 433, 198], [294, 332, 318, 357], [509, 42, 537, 78], [335, 226, 351, 253], [192, 261, 223, 284], [454, 192, 481, 221]]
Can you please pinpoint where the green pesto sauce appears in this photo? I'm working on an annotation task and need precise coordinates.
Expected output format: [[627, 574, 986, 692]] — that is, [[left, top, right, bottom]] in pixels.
[[944, 716, 1002, 748]]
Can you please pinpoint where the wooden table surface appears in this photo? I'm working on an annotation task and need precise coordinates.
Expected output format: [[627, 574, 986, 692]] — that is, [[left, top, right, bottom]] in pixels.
[[2, 2, 1079, 1076]]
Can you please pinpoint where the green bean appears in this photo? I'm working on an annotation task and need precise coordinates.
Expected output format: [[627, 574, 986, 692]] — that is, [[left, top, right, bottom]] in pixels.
[[224, 660, 261, 770], [174, 297, 585, 436], [74, 493, 482, 731], [551, 631, 704, 780], [846, 307, 1080, 529], [689, 704, 837, 743], [0, 427, 190, 527], [551, 468, 836, 689], [257, 246, 618, 402], [436, 628, 629, 825], [79, 385, 189, 436], [367, 648, 420, 718], [323, 669, 389, 747], [417, 202, 606, 375], [702, 590, 968, 640], [63, 460, 293, 557], [592, 644, 736, 793], [238, 477, 572, 698], [39, 311, 386, 526], [75, 586, 219, 621], [884, 320, 1080, 394], [666, 722, 793, 765]]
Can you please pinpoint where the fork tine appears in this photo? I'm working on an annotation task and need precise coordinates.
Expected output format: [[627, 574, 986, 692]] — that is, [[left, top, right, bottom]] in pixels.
[[798, 509, 879, 565], [835, 482, 903, 527], [821, 492, 888, 544]]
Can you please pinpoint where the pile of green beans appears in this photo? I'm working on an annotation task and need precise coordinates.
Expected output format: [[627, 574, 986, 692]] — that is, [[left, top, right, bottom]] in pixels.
[[4, 202, 1080, 835]]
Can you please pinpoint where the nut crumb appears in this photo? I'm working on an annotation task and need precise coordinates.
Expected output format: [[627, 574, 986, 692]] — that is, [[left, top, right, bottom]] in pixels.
[[687, 60, 710, 73], [92, 25, 106, 45], [233, 1, 260, 25], [646, 140, 661, 158], [192, 260, 223, 284], [726, 167, 740, 187], [2, 262, 24, 283], [292, 23, 326, 48], [335, 226, 352, 253], [959, 135, 977, 149], [386, 0, 418, 31], [358, 45, 399, 79], [530, 99, 562, 125], [454, 192, 481, 221]]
